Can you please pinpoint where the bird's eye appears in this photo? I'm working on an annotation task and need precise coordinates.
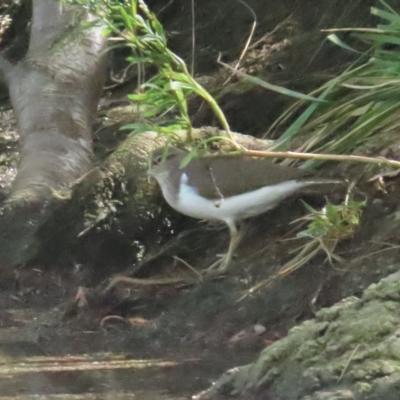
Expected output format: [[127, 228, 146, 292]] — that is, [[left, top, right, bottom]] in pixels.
[[153, 155, 164, 165]]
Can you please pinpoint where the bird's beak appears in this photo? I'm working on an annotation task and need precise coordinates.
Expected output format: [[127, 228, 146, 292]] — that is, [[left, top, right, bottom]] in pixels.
[[146, 153, 153, 184], [146, 166, 154, 184], [147, 152, 154, 177]]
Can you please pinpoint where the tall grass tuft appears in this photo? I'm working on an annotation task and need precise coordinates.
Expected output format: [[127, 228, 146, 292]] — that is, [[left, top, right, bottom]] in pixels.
[[266, 0, 400, 169]]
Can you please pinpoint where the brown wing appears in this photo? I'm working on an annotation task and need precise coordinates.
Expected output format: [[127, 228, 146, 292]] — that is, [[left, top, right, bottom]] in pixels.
[[183, 155, 313, 199]]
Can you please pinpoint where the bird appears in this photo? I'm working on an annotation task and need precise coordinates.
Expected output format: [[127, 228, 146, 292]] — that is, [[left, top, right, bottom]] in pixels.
[[148, 146, 339, 274]]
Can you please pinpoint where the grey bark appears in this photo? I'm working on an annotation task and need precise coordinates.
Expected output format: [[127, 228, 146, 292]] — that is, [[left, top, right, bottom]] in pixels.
[[0, 0, 107, 267]]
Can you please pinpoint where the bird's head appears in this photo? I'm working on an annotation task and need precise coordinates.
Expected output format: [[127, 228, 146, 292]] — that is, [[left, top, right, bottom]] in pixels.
[[148, 146, 187, 181]]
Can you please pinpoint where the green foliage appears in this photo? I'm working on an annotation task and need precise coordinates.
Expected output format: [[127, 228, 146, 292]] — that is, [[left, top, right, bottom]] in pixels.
[[65, 0, 374, 288], [266, 0, 400, 168], [287, 188, 365, 267], [63, 0, 238, 148], [219, 61, 325, 103], [298, 198, 365, 242], [242, 188, 365, 297]]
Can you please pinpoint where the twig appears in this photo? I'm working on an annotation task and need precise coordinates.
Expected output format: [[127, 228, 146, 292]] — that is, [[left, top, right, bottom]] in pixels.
[[190, 0, 195, 76], [100, 315, 130, 329], [173, 256, 203, 280], [223, 0, 257, 86], [350, 243, 400, 262], [249, 13, 294, 50], [242, 149, 400, 169], [338, 344, 360, 382], [104, 275, 196, 293]]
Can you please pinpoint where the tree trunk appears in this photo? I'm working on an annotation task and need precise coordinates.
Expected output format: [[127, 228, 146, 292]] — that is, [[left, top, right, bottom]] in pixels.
[[0, 0, 107, 267]]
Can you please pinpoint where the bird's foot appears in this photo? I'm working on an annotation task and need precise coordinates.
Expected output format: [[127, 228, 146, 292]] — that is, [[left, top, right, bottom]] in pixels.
[[202, 254, 231, 276]]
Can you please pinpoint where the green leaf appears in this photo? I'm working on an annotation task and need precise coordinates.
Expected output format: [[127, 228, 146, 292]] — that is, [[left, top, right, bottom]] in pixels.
[[180, 149, 198, 168], [327, 34, 362, 54]]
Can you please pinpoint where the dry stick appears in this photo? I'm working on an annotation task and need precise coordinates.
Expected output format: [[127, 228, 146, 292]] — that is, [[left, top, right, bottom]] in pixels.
[[249, 12, 294, 50], [349, 242, 400, 262], [321, 28, 387, 33], [157, 0, 175, 15], [104, 275, 196, 293], [242, 149, 400, 169], [222, 0, 257, 86], [173, 256, 203, 280], [100, 315, 131, 329], [190, 0, 195, 76], [338, 344, 361, 382]]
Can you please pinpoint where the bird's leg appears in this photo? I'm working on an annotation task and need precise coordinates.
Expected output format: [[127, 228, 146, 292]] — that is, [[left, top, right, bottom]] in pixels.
[[204, 221, 242, 274]]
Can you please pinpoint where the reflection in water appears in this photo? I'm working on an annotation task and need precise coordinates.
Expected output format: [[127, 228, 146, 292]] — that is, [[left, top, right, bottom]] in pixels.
[[0, 352, 199, 399]]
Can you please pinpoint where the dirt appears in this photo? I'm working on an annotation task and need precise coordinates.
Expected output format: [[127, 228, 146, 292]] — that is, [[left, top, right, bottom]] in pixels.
[[1, 187, 399, 399], [1, 0, 400, 399]]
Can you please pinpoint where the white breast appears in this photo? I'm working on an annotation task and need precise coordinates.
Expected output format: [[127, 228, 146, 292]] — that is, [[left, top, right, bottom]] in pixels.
[[171, 173, 308, 225]]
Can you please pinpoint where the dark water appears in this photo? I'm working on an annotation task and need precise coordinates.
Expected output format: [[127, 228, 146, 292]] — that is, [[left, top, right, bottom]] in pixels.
[[0, 352, 209, 399]]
